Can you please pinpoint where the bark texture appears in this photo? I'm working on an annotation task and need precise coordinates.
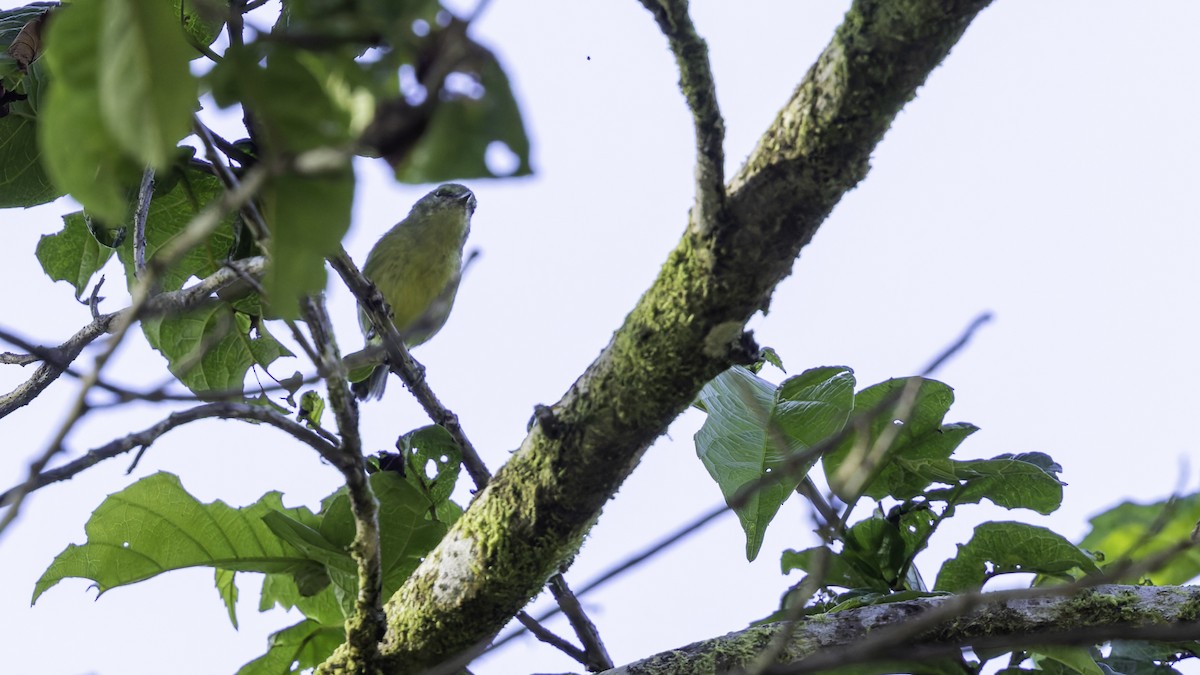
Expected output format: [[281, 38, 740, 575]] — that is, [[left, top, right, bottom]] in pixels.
[[605, 584, 1200, 674]]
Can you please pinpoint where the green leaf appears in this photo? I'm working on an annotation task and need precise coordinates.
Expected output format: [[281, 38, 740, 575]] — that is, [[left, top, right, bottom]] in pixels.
[[33, 472, 326, 604], [695, 365, 855, 561], [944, 452, 1065, 515], [142, 304, 293, 394], [259, 166, 355, 318], [1102, 640, 1197, 675], [35, 211, 114, 298], [318, 472, 448, 601], [215, 568, 239, 629], [1033, 647, 1105, 675], [1078, 493, 1200, 585], [173, 0, 224, 48], [235, 619, 345, 675], [40, 0, 141, 224], [259, 571, 344, 626], [396, 51, 533, 181], [934, 521, 1101, 593], [211, 46, 363, 153], [262, 511, 358, 612], [813, 508, 933, 592], [395, 424, 462, 521], [0, 102, 59, 206], [99, 0, 197, 167], [298, 390, 325, 428], [822, 377, 969, 501]]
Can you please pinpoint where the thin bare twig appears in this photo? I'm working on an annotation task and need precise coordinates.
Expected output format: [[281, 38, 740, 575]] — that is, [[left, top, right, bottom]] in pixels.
[[637, 0, 727, 235], [548, 575, 613, 671], [133, 167, 155, 279], [194, 118, 271, 242], [514, 613, 588, 664], [0, 167, 270, 540], [0, 401, 339, 507]]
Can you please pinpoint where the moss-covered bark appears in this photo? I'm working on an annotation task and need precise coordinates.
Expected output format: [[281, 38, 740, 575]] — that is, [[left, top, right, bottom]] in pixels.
[[607, 585, 1200, 674], [318, 0, 995, 672]]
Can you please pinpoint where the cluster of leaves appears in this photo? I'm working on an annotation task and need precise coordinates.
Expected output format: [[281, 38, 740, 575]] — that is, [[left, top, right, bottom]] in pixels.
[[694, 363, 1200, 674], [0, 0, 530, 396], [33, 425, 463, 673]]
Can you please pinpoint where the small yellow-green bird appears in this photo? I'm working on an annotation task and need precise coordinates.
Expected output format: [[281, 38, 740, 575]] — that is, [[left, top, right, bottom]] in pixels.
[[352, 183, 476, 400]]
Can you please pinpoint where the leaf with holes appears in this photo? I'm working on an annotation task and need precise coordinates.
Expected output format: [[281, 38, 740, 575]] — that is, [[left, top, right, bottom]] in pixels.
[[395, 50, 532, 181]]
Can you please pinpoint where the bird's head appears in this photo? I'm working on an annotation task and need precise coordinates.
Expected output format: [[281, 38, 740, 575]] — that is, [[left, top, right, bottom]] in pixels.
[[413, 183, 476, 219]]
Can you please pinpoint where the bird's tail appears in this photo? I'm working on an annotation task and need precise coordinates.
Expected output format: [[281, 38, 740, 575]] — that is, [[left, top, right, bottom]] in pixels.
[[352, 364, 388, 401]]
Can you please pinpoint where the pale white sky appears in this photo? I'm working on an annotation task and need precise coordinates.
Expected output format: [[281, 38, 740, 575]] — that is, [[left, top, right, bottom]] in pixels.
[[3, 2, 1198, 674]]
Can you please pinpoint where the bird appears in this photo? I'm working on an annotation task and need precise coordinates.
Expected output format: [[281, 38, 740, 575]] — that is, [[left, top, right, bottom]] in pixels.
[[352, 183, 476, 400]]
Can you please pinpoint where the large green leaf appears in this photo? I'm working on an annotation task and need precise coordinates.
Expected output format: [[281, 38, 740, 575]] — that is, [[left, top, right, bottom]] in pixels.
[[1078, 493, 1200, 585], [696, 365, 855, 561], [934, 522, 1101, 592], [258, 166, 355, 318], [99, 0, 197, 167], [236, 619, 345, 675], [318, 472, 449, 602], [396, 51, 532, 182], [942, 452, 1064, 515], [210, 45, 364, 153], [39, 0, 141, 224], [0, 101, 59, 206], [36, 211, 114, 298], [142, 306, 292, 394], [33, 472, 326, 604], [822, 378, 969, 502]]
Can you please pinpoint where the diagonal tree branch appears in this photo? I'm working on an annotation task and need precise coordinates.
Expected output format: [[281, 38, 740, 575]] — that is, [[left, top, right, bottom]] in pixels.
[[311, 1, 998, 672], [0, 401, 339, 507], [0, 257, 268, 419], [300, 294, 384, 670]]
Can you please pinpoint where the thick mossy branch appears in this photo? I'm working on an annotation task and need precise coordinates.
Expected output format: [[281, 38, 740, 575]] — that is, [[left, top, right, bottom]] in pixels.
[[317, 1, 996, 672], [605, 585, 1200, 674]]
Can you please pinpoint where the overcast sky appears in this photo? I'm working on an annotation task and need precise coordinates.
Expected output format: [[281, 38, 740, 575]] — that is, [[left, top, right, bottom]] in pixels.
[[3, 2, 1199, 674]]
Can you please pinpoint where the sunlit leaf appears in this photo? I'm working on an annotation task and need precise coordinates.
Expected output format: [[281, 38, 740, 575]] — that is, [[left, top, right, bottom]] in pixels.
[[36, 211, 114, 298], [934, 521, 1100, 592], [696, 365, 855, 561], [1079, 493, 1200, 585], [99, 0, 197, 167], [33, 472, 326, 604]]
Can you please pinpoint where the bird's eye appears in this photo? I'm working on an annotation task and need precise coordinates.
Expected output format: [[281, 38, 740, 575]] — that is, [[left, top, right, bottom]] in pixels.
[[435, 187, 451, 198]]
